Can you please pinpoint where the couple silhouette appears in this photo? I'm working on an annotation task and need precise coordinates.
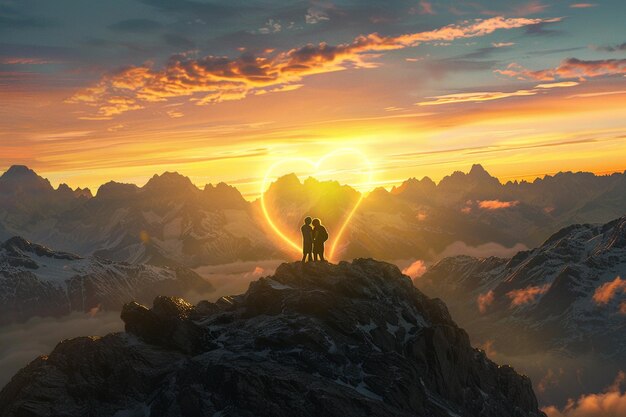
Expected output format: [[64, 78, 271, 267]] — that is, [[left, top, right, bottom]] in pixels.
[[301, 217, 328, 262]]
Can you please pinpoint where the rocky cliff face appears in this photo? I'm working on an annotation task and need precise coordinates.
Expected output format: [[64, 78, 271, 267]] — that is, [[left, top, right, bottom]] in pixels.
[[0, 236, 214, 325], [0, 259, 544, 417]]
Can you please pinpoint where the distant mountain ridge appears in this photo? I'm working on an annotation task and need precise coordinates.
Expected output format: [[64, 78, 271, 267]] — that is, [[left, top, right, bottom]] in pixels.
[[0, 236, 213, 325], [1, 164, 626, 265]]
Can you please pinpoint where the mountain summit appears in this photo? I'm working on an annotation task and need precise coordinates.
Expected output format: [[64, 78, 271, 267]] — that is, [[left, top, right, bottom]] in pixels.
[[0, 165, 53, 193], [143, 171, 198, 195], [0, 259, 544, 417]]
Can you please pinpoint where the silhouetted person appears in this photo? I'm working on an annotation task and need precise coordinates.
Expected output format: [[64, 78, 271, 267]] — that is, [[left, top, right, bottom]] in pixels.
[[301, 216, 313, 262], [312, 218, 328, 261]]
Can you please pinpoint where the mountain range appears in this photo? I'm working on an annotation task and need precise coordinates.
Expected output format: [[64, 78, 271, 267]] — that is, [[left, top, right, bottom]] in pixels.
[[0, 236, 213, 325], [0, 259, 546, 417], [2, 164, 626, 266]]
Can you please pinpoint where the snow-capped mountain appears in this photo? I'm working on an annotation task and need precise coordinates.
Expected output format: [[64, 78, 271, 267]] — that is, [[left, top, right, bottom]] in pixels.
[[0, 236, 214, 325], [0, 166, 90, 242], [0, 259, 545, 417], [417, 215, 626, 359]]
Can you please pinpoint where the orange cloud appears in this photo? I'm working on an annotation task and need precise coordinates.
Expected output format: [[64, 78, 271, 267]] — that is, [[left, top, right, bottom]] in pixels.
[[416, 89, 537, 106], [536, 81, 580, 88], [478, 199, 519, 210], [412, 1, 435, 15], [592, 276, 626, 305], [507, 283, 550, 306], [69, 16, 560, 118], [416, 81, 580, 106], [538, 368, 565, 394], [570, 3, 597, 8], [543, 371, 626, 417], [496, 58, 626, 81], [244, 266, 266, 278], [567, 90, 626, 99], [402, 260, 427, 278], [476, 339, 497, 358], [166, 109, 184, 118], [477, 290, 495, 313], [0, 57, 54, 65], [513, 1, 549, 15]]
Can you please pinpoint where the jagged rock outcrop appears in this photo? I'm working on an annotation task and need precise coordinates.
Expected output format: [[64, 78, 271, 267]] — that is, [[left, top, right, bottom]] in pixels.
[[0, 237, 214, 325], [0, 259, 545, 417]]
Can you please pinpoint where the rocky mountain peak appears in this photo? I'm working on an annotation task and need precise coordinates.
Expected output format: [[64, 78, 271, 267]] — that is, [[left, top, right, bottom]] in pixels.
[[56, 183, 72, 193], [269, 172, 301, 189], [143, 171, 198, 194], [1, 236, 80, 261], [55, 183, 93, 198], [1, 165, 36, 178], [390, 176, 437, 197], [0, 165, 53, 193], [0, 258, 545, 417], [73, 187, 93, 198], [203, 182, 247, 207], [469, 163, 489, 177], [95, 181, 140, 199], [438, 164, 501, 191]]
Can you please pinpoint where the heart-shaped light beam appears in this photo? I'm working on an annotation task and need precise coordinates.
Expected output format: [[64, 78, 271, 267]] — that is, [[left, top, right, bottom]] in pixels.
[[260, 148, 373, 262]]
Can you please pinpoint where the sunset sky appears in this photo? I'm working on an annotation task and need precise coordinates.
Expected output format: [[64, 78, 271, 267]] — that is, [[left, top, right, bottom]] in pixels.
[[1, 0, 625, 198]]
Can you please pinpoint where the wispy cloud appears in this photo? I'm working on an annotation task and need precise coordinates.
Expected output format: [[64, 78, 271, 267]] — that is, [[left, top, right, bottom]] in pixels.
[[593, 276, 626, 305], [258, 19, 282, 34], [410, 1, 435, 15], [543, 371, 626, 417], [412, 66, 581, 107], [68, 16, 561, 118], [593, 42, 626, 53], [492, 42, 515, 48], [0, 57, 55, 65], [166, 109, 184, 118], [496, 58, 626, 81], [416, 89, 537, 106], [513, 1, 549, 16], [567, 90, 626, 99], [478, 199, 519, 210], [536, 81, 580, 88], [507, 284, 550, 306], [569, 3, 597, 8], [402, 260, 427, 278], [305, 6, 330, 24], [478, 290, 495, 313]]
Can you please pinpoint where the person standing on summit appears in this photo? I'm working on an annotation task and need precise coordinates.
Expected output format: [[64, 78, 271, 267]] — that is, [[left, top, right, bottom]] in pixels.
[[301, 216, 313, 262], [312, 218, 328, 262]]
